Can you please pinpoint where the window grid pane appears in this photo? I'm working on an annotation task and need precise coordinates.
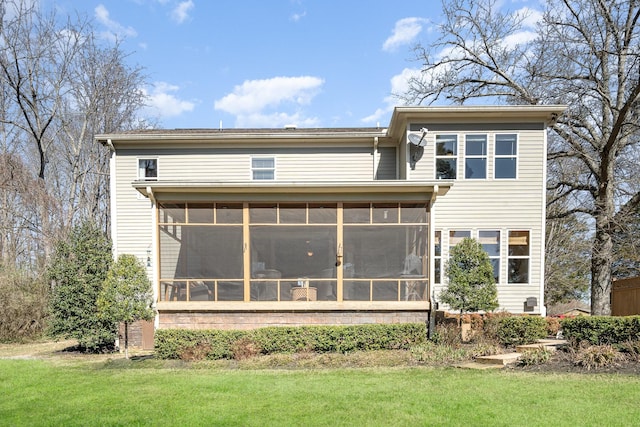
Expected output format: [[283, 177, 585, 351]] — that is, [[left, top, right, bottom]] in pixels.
[[465, 135, 487, 179], [435, 135, 457, 179], [495, 134, 517, 179], [508, 230, 529, 283]]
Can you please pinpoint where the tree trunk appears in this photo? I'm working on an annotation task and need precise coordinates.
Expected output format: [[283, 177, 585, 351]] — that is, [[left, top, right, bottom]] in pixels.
[[591, 219, 613, 315], [124, 321, 129, 359]]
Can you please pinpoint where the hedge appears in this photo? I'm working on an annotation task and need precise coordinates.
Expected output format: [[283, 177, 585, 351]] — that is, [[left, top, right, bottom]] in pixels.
[[561, 316, 640, 345], [155, 323, 427, 360], [495, 316, 547, 346]]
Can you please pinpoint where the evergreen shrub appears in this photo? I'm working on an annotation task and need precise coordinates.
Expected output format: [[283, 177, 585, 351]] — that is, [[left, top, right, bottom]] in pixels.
[[561, 316, 640, 345], [495, 316, 547, 346], [155, 323, 426, 360]]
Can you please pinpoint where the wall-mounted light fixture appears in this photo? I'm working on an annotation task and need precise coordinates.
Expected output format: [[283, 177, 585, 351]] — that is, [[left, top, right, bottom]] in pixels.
[[146, 246, 152, 267]]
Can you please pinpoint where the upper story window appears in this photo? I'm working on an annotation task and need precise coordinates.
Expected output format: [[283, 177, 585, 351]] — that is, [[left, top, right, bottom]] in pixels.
[[465, 134, 487, 179], [251, 157, 275, 180], [495, 134, 518, 179], [435, 135, 457, 179], [138, 159, 157, 181]]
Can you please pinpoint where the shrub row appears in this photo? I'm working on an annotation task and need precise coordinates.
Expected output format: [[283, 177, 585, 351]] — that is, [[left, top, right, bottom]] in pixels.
[[561, 316, 640, 345], [495, 316, 548, 346], [155, 323, 427, 360]]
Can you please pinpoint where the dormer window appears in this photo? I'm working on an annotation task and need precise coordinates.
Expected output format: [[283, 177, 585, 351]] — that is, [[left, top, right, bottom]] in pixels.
[[139, 159, 158, 181]]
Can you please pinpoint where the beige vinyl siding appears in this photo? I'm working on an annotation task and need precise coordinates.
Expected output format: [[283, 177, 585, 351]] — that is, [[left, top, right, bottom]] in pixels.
[[113, 154, 155, 262], [426, 129, 546, 313], [375, 147, 397, 180], [119, 146, 383, 182]]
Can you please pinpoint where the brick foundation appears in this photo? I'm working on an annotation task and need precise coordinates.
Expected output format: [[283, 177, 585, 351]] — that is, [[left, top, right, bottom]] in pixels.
[[158, 310, 428, 330]]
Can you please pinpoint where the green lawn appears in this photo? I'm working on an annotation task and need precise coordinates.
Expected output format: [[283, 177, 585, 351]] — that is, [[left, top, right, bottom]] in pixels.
[[1, 360, 639, 426]]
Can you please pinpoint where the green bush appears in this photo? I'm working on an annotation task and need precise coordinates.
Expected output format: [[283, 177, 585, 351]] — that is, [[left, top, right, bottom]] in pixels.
[[47, 222, 115, 352], [561, 316, 640, 345], [155, 323, 427, 360], [496, 316, 547, 346], [154, 329, 245, 360]]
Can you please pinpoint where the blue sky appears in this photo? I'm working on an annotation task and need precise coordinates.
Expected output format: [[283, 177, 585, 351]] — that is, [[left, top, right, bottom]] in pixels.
[[46, 0, 538, 130]]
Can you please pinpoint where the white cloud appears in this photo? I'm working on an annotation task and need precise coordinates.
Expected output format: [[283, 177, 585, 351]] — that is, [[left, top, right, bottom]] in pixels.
[[291, 11, 307, 22], [171, 1, 194, 24], [361, 68, 421, 124], [144, 82, 195, 118], [382, 18, 427, 52], [94, 4, 137, 42], [215, 76, 324, 127]]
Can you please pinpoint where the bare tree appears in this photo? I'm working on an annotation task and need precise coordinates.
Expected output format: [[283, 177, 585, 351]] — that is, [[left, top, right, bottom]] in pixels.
[[402, 0, 640, 315], [0, 0, 149, 270], [545, 196, 591, 305]]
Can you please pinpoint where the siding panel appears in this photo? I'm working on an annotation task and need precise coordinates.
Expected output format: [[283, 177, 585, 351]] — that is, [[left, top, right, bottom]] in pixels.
[[427, 128, 546, 314]]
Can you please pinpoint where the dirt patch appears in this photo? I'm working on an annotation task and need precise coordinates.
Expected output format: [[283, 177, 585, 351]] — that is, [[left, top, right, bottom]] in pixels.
[[0, 340, 77, 359], [507, 349, 640, 375]]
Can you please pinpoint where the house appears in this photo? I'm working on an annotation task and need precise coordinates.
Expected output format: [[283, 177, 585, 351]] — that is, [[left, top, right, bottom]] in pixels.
[[547, 300, 591, 317], [95, 105, 565, 333]]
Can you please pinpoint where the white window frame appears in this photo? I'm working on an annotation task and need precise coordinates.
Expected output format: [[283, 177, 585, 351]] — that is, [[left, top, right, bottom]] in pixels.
[[138, 158, 158, 181], [434, 230, 442, 285], [464, 134, 487, 179], [435, 134, 458, 179], [251, 156, 276, 180], [507, 230, 530, 284], [478, 230, 501, 283], [494, 134, 518, 179]]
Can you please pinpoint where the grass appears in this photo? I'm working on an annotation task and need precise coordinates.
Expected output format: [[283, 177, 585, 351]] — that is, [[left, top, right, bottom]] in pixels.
[[1, 355, 640, 426]]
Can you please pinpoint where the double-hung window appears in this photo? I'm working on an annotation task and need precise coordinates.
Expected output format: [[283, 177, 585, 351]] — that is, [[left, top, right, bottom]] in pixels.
[[434, 231, 442, 285], [138, 159, 158, 181], [465, 134, 487, 179], [251, 157, 275, 180], [479, 230, 500, 282], [435, 135, 457, 179], [495, 134, 517, 179], [508, 231, 529, 283]]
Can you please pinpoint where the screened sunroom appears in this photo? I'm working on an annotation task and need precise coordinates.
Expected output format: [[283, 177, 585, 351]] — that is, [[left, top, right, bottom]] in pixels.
[[139, 181, 449, 311]]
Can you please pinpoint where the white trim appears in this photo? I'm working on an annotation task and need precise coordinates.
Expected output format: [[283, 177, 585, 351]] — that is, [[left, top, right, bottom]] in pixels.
[[434, 133, 458, 180], [493, 133, 519, 180], [540, 129, 549, 316], [150, 196, 159, 328], [463, 134, 488, 180], [250, 156, 276, 181], [109, 150, 118, 257], [137, 157, 159, 181]]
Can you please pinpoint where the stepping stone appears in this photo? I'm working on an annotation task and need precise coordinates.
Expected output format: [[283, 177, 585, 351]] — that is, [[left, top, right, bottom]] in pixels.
[[456, 361, 505, 370], [475, 352, 522, 366]]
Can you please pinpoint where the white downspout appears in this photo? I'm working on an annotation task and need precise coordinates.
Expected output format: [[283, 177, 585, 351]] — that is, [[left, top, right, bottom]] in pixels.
[[373, 136, 379, 179], [107, 139, 118, 258]]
